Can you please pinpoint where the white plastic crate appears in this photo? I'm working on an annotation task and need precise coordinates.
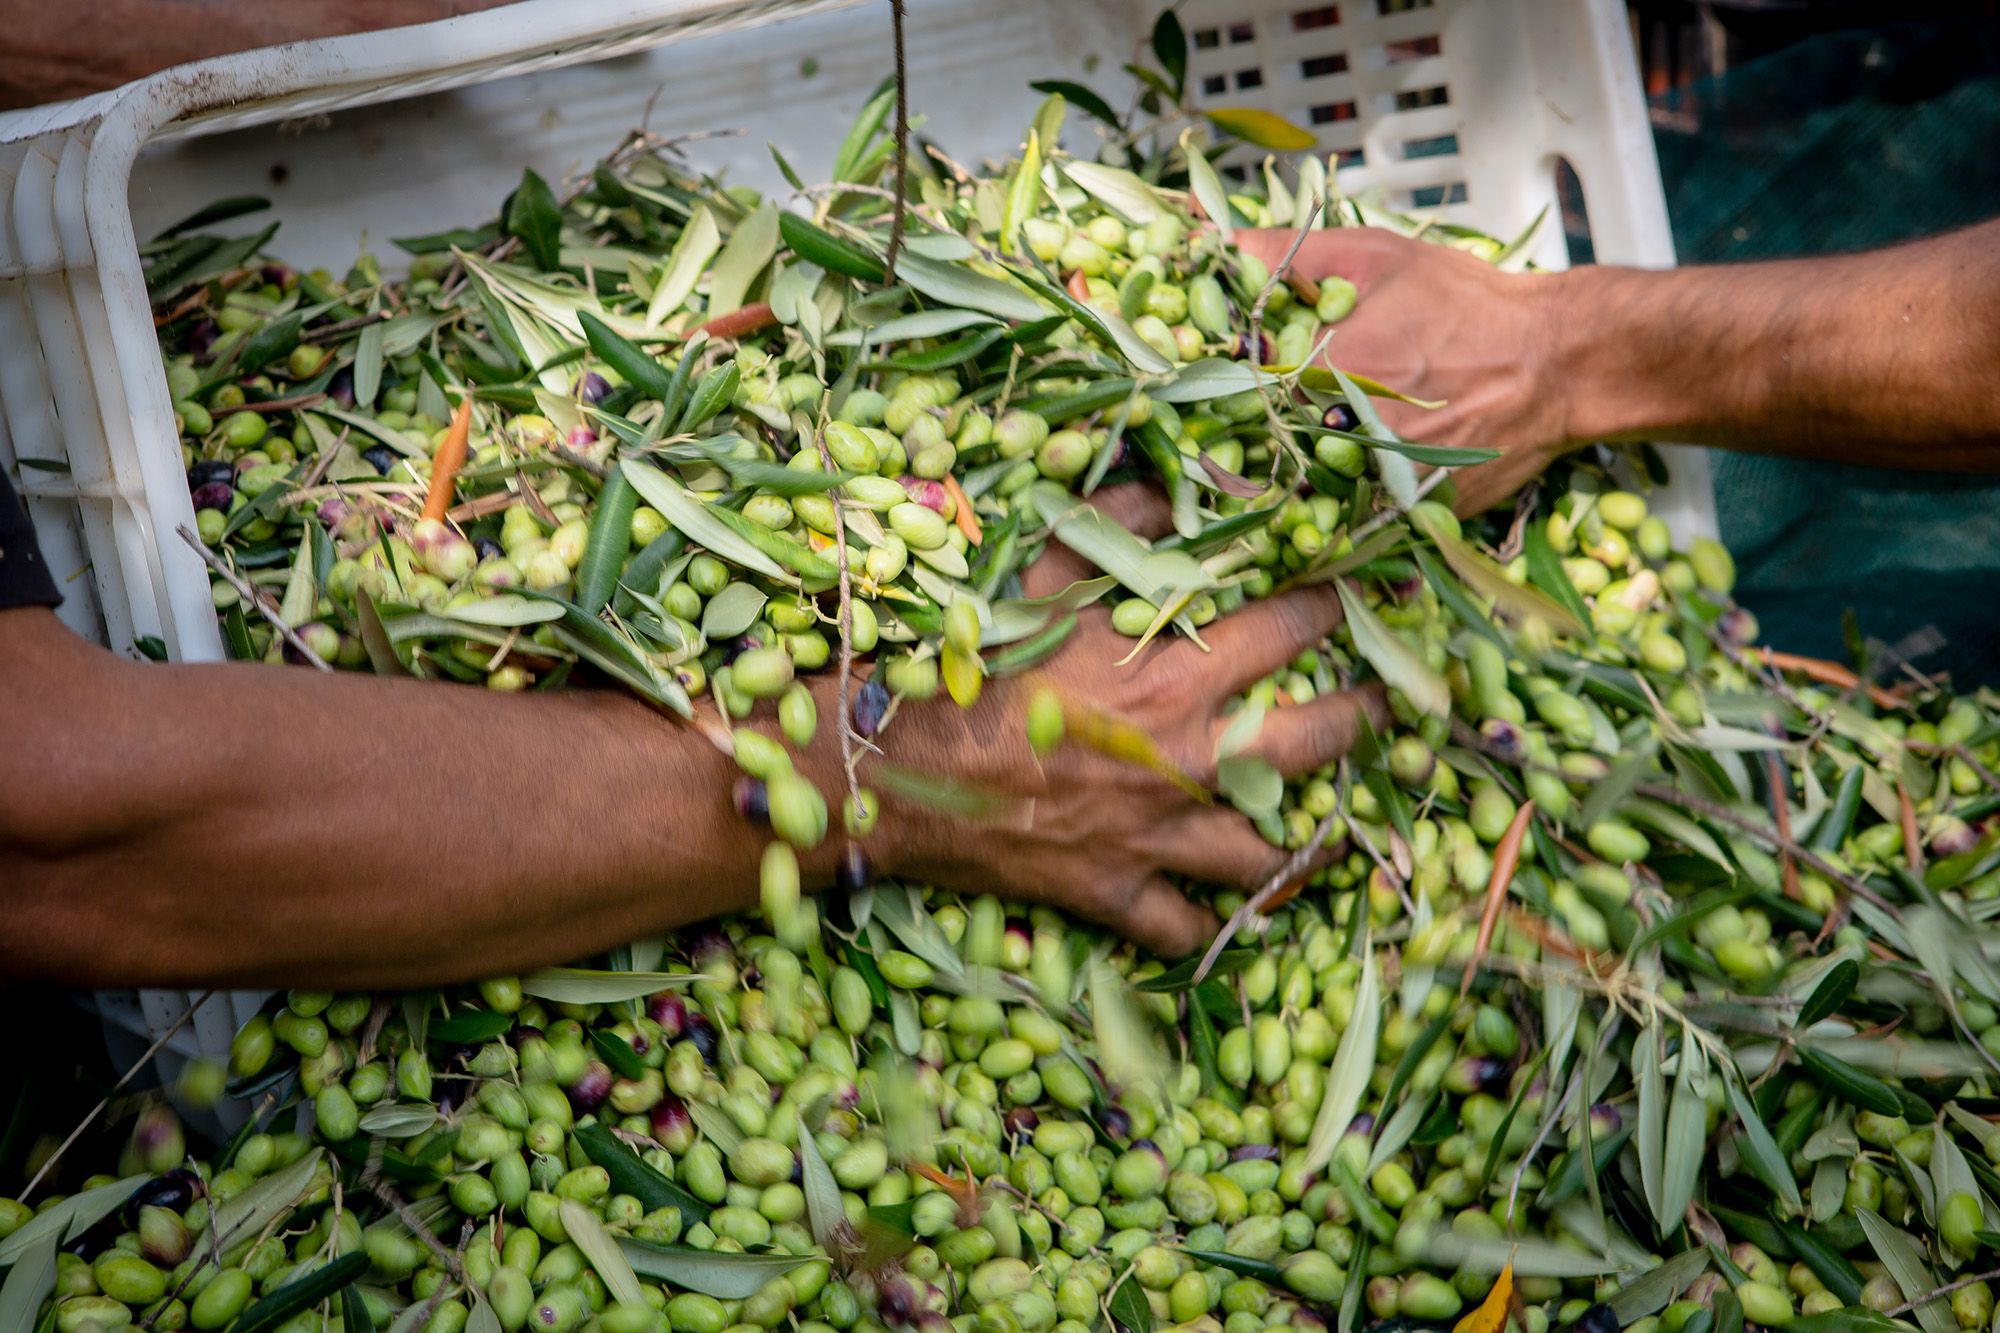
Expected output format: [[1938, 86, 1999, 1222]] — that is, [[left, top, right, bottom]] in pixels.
[[0, 0, 1712, 1082]]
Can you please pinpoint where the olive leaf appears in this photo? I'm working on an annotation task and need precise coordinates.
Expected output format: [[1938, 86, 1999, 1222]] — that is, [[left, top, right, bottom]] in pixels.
[[688, 1100, 746, 1156], [1179, 130, 1233, 242], [700, 583, 768, 639], [1152, 358, 1277, 403], [1064, 162, 1166, 226], [796, 1113, 847, 1256], [231, 1253, 371, 1333], [0, 1226, 58, 1333], [1303, 937, 1380, 1175], [505, 168, 564, 271], [619, 1243, 809, 1300], [357, 1105, 438, 1138], [707, 202, 779, 319], [1002, 131, 1044, 256], [212, 1150, 323, 1252], [647, 205, 721, 326], [895, 252, 1049, 322], [1658, 1032, 1708, 1235], [1089, 961, 1170, 1098], [559, 1200, 644, 1307], [621, 461, 798, 588], [1604, 1248, 1711, 1324], [518, 968, 702, 1004], [1725, 1075, 1801, 1213], [573, 1123, 710, 1221], [1635, 1021, 1666, 1226], [1030, 81, 1123, 132], [1856, 1210, 1955, 1333], [1334, 582, 1449, 718], [1205, 107, 1317, 151]]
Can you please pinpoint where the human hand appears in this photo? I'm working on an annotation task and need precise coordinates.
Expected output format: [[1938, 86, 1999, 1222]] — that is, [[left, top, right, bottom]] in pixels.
[[1235, 226, 1578, 515], [866, 486, 1386, 956]]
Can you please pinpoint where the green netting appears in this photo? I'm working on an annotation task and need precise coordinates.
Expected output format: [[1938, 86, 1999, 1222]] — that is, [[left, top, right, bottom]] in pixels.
[[1649, 20, 2000, 684]]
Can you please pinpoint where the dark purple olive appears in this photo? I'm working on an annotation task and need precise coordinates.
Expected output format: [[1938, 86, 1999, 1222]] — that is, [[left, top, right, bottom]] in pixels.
[[1345, 1112, 1376, 1137], [1232, 330, 1272, 363], [327, 367, 356, 409], [123, 1168, 200, 1223], [1231, 1144, 1281, 1162], [853, 679, 891, 738], [1107, 437, 1131, 470], [735, 777, 771, 825], [1387, 572, 1424, 604], [647, 993, 687, 1039], [187, 460, 234, 490], [685, 1013, 720, 1064], [1479, 718, 1525, 763], [187, 320, 219, 358], [789, 1156, 804, 1184], [836, 844, 873, 894], [575, 372, 613, 405], [1321, 403, 1358, 432], [1099, 1105, 1132, 1141], [1588, 1102, 1623, 1137], [877, 1279, 917, 1326], [474, 537, 504, 562], [565, 1061, 614, 1114], [190, 481, 234, 512], [260, 265, 295, 287], [362, 445, 397, 475], [1717, 606, 1758, 647], [1004, 1106, 1040, 1138], [1574, 1304, 1619, 1333]]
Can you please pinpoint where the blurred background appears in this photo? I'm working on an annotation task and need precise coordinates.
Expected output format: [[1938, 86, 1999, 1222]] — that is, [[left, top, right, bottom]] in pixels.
[[1622, 0, 2000, 687]]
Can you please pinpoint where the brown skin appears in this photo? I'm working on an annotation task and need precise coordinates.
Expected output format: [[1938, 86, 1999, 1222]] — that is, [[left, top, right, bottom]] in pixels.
[[0, 0, 516, 109], [0, 487, 1382, 989], [1237, 220, 2000, 513]]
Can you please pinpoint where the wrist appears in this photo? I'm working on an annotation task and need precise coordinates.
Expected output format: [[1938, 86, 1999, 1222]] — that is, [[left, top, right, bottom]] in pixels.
[[1537, 264, 1690, 448]]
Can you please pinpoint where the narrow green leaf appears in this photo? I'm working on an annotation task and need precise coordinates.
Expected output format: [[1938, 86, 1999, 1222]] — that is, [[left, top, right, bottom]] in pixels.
[[1799, 960, 1861, 1029], [707, 202, 780, 319], [1303, 941, 1381, 1175], [1605, 1248, 1711, 1325], [618, 1243, 806, 1299], [1205, 107, 1316, 151], [230, 1253, 370, 1333], [505, 169, 564, 271], [1726, 1077, 1802, 1211], [648, 206, 722, 326], [560, 1200, 644, 1307], [519, 968, 702, 1004], [1335, 582, 1448, 717], [1030, 81, 1123, 130], [573, 1123, 710, 1221], [1524, 520, 1594, 634], [1151, 10, 1187, 91]]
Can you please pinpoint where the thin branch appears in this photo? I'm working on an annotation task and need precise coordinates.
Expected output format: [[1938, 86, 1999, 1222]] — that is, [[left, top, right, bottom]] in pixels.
[[882, 0, 912, 284], [177, 526, 333, 670], [1190, 807, 1341, 986], [21, 993, 215, 1201], [1888, 1266, 2000, 1318]]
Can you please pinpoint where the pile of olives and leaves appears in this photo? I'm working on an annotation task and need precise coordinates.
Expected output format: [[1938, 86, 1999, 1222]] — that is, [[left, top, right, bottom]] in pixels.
[[19, 19, 2000, 1333]]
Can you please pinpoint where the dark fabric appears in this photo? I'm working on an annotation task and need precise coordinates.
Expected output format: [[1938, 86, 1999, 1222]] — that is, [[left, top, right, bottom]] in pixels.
[[1649, 19, 2000, 685], [0, 467, 60, 611]]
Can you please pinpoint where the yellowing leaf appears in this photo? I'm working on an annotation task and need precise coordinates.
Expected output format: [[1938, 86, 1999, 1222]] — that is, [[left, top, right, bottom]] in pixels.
[[1205, 107, 1317, 152], [1453, 1259, 1515, 1333]]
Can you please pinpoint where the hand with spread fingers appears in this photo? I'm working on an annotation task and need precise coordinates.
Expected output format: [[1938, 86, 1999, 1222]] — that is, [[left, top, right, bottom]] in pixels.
[[866, 484, 1386, 957]]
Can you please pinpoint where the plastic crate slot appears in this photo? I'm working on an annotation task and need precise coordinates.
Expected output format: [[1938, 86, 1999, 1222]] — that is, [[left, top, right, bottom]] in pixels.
[[1235, 68, 1265, 90], [1194, 27, 1221, 49], [1291, 6, 1341, 30], [1202, 74, 1228, 96], [1301, 53, 1350, 79], [1409, 180, 1466, 207], [1394, 85, 1449, 110], [1554, 156, 1595, 266], [1308, 100, 1358, 124], [1400, 133, 1458, 160], [1332, 148, 1365, 169], [1383, 33, 1442, 63], [1227, 21, 1256, 43], [1376, 0, 1436, 12]]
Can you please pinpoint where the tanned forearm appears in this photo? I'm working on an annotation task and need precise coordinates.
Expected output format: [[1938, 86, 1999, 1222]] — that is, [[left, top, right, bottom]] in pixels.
[[1556, 220, 2000, 469], [0, 607, 821, 990], [0, 0, 513, 109]]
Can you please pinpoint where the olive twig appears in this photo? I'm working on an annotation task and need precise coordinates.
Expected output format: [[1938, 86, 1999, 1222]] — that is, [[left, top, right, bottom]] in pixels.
[[881, 0, 911, 285], [1887, 1265, 2000, 1318], [19, 992, 216, 1202], [1188, 803, 1343, 987], [178, 526, 334, 671], [808, 404, 867, 836]]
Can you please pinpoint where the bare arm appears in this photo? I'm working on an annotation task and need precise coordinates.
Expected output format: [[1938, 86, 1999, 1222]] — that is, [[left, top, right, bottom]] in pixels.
[[0, 0, 514, 109], [1238, 220, 2000, 512], [0, 492, 1382, 987]]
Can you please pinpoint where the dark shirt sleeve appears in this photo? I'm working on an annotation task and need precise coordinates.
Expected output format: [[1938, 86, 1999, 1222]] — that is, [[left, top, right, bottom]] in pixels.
[[0, 467, 61, 610]]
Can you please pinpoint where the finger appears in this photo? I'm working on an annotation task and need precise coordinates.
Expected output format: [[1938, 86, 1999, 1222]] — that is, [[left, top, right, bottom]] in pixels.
[[1233, 228, 1406, 287], [1159, 810, 1293, 892], [1241, 683, 1389, 778], [1177, 584, 1345, 698], [1020, 483, 1175, 599], [1118, 876, 1220, 959]]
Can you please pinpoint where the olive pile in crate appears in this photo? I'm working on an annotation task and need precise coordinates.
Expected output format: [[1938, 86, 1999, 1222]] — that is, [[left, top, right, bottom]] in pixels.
[[40, 38, 2000, 1333]]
